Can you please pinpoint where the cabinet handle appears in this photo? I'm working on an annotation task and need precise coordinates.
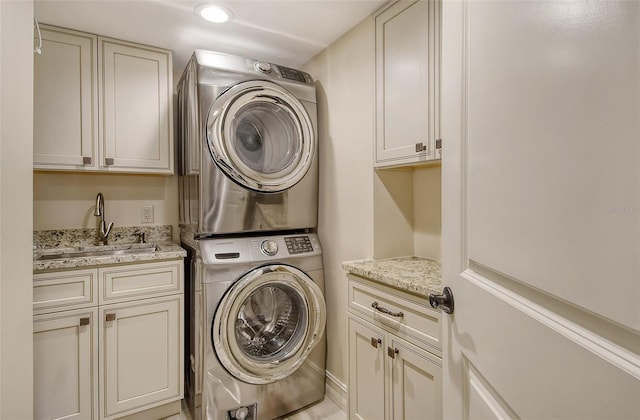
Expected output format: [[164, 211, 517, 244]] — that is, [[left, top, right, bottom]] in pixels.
[[415, 142, 427, 153], [371, 301, 404, 318], [105, 313, 116, 322], [370, 337, 382, 349], [105, 158, 114, 166], [79, 317, 90, 326], [82, 156, 92, 165], [387, 347, 399, 359], [435, 139, 442, 150]]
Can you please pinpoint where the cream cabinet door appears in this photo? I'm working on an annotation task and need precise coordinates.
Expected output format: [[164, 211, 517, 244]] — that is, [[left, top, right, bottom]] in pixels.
[[33, 309, 98, 420], [390, 337, 442, 420], [375, 0, 441, 168], [34, 25, 98, 171], [99, 37, 173, 173], [100, 296, 182, 419], [348, 316, 387, 420]]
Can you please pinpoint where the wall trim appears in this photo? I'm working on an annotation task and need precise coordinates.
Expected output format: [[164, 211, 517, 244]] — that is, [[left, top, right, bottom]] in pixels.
[[325, 370, 347, 411]]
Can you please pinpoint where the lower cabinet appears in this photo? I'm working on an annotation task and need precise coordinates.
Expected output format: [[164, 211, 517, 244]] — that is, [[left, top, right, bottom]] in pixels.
[[101, 296, 182, 418], [34, 308, 98, 420], [33, 260, 183, 420], [347, 275, 442, 420]]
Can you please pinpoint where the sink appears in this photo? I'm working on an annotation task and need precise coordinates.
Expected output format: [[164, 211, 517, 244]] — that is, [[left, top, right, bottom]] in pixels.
[[36, 244, 158, 261]]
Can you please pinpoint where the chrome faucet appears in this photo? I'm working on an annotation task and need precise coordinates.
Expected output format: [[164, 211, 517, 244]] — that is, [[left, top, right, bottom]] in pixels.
[[94, 193, 114, 245]]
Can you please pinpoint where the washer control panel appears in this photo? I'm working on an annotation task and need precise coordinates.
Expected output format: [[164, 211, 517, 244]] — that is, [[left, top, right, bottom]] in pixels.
[[200, 233, 321, 265], [284, 236, 314, 255]]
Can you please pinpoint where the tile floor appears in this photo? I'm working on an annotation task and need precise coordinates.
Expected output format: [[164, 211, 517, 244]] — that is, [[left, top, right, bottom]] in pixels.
[[164, 396, 346, 420]]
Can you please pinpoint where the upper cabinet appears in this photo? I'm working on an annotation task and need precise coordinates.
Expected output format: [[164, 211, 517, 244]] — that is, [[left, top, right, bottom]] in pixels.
[[34, 26, 99, 170], [34, 25, 174, 174], [374, 0, 441, 168]]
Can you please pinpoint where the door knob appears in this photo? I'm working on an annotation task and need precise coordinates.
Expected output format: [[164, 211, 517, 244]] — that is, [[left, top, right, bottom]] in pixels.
[[429, 287, 455, 314]]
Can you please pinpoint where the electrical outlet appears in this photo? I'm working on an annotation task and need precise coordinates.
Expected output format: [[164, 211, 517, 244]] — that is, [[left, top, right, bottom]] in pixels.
[[141, 205, 154, 223]]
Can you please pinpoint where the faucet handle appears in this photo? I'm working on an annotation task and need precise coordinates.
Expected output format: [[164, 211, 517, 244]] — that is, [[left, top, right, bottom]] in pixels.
[[134, 232, 146, 244]]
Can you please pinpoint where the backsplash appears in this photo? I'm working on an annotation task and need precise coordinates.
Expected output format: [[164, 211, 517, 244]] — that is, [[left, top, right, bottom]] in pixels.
[[33, 225, 173, 249]]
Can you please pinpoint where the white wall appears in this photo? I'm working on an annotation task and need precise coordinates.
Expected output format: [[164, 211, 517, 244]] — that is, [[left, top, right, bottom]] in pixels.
[[33, 172, 179, 240], [303, 17, 376, 390], [414, 165, 441, 260], [0, 0, 34, 417], [373, 168, 413, 259]]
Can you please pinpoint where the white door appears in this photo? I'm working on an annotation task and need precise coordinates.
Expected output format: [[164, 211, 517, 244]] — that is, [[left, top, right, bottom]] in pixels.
[[441, 1, 639, 418]]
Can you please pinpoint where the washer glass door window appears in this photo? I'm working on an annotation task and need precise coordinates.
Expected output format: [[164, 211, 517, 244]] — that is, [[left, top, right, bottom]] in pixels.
[[212, 264, 325, 384], [207, 80, 315, 193]]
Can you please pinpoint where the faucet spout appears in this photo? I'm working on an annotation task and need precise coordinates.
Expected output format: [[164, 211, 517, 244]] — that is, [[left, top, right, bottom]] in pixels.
[[94, 193, 103, 217], [94, 193, 114, 245]]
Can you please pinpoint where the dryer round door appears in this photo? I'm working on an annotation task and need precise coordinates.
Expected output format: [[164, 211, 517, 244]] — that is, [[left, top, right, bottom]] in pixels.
[[212, 264, 326, 384], [206, 80, 316, 193]]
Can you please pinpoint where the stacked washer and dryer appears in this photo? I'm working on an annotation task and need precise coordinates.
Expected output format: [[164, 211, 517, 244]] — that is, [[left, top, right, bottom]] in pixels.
[[177, 50, 326, 420]]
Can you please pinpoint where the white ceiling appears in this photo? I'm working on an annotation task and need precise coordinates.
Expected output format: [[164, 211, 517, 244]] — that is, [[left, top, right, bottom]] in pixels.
[[35, 0, 389, 75]]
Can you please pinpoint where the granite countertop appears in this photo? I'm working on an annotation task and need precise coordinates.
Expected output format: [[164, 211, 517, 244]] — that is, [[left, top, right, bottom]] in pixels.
[[33, 225, 186, 272], [342, 256, 442, 297]]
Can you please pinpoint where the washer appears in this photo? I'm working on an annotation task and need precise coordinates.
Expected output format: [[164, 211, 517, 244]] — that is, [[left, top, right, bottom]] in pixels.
[[190, 233, 326, 420], [177, 50, 319, 237]]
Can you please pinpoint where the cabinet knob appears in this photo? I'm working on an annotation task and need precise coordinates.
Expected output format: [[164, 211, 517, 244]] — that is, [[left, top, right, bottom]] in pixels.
[[105, 313, 116, 322], [82, 156, 92, 165], [415, 142, 427, 153], [370, 337, 382, 348], [105, 158, 114, 166], [387, 347, 399, 359], [79, 317, 90, 326]]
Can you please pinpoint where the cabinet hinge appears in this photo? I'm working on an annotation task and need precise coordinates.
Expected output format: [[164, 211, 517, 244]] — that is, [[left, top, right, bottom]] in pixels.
[[435, 139, 442, 149]]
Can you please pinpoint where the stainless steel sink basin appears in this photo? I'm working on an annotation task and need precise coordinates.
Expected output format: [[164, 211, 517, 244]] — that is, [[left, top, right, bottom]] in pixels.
[[36, 245, 158, 261]]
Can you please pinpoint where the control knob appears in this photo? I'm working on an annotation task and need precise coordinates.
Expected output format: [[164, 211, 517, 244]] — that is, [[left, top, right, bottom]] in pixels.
[[260, 240, 278, 256], [255, 61, 272, 74]]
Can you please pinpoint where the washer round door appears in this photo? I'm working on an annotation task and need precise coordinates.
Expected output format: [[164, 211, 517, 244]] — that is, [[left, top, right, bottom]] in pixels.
[[212, 264, 326, 384], [206, 80, 316, 193]]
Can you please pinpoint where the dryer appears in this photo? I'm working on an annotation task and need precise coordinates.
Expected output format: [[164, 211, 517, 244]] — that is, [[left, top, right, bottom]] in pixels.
[[177, 50, 318, 238], [192, 233, 326, 420]]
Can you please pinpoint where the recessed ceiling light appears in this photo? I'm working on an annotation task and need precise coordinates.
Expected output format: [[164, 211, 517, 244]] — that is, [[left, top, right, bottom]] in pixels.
[[195, 4, 234, 23]]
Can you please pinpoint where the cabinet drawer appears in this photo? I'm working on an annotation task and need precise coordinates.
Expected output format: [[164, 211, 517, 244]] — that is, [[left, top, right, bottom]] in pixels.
[[100, 260, 183, 304], [348, 274, 441, 353], [33, 268, 98, 314]]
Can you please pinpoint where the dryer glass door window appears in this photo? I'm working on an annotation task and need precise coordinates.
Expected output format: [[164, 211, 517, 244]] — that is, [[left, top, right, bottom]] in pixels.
[[207, 81, 315, 193], [212, 264, 326, 385], [232, 102, 300, 175]]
